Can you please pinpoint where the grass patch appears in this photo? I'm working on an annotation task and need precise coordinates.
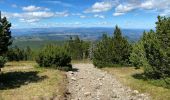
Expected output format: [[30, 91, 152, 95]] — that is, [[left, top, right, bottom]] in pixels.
[[0, 61, 67, 100], [103, 67, 170, 100]]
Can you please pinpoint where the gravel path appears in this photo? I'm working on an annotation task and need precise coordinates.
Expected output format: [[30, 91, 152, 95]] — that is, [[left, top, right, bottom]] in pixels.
[[67, 63, 150, 100]]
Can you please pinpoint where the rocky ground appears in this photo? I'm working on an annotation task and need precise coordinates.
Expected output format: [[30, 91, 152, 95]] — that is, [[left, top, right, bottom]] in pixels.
[[66, 63, 150, 100]]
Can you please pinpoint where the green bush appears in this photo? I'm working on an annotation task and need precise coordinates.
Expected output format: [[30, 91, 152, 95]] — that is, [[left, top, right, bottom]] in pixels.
[[36, 45, 72, 71], [7, 46, 33, 61], [0, 56, 7, 71]]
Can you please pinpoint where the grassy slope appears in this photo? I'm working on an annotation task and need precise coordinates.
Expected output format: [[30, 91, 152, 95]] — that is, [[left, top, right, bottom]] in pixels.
[[0, 61, 67, 100], [103, 67, 170, 100]]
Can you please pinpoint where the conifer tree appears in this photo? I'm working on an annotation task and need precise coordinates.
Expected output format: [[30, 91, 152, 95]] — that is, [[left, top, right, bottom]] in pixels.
[[112, 25, 132, 64], [0, 11, 12, 71], [0, 11, 12, 56], [130, 41, 148, 69], [93, 34, 114, 67]]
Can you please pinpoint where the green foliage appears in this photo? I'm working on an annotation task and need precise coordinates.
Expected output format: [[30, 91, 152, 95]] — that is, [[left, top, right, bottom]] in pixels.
[[156, 16, 170, 50], [93, 26, 132, 68], [130, 41, 148, 69], [66, 36, 90, 60], [93, 34, 114, 68], [112, 26, 132, 64], [132, 16, 170, 80], [142, 30, 165, 78], [0, 56, 7, 70], [0, 16, 12, 55], [6, 46, 33, 61], [36, 44, 72, 71], [0, 12, 12, 71]]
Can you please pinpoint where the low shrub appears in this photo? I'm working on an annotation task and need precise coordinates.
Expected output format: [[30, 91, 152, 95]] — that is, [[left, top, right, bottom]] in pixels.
[[36, 45, 72, 71]]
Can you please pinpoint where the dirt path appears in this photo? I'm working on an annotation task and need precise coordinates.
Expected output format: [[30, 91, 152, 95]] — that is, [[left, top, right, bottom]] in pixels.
[[67, 63, 150, 100]]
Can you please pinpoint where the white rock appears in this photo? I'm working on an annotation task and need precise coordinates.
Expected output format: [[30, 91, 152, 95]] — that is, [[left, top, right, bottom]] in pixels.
[[71, 77, 76, 81], [134, 90, 139, 94], [84, 92, 91, 96], [99, 83, 102, 86]]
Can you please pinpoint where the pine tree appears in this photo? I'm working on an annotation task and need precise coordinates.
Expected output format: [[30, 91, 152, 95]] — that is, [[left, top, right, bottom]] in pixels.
[[130, 41, 148, 69], [156, 16, 170, 49], [0, 11, 12, 71], [93, 34, 114, 67], [0, 11, 12, 56], [112, 25, 131, 64], [155, 16, 170, 78], [141, 30, 166, 78]]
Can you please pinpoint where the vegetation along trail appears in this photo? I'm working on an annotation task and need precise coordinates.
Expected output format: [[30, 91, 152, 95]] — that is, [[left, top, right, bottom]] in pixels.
[[67, 63, 150, 100]]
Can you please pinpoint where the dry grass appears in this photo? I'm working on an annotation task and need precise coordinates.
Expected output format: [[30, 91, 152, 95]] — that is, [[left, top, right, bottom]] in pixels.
[[103, 67, 170, 100], [0, 61, 67, 100]]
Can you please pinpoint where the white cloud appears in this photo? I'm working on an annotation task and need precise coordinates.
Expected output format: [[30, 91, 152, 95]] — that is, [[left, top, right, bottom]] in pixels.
[[113, 12, 124, 16], [140, 0, 154, 9], [55, 11, 69, 17], [80, 15, 86, 18], [72, 13, 82, 16], [20, 18, 40, 23], [95, 21, 110, 25], [94, 14, 105, 19], [72, 13, 87, 18], [113, 0, 170, 16], [45, 0, 73, 7], [115, 4, 136, 13], [85, 1, 114, 13], [22, 5, 50, 12], [2, 11, 69, 23]]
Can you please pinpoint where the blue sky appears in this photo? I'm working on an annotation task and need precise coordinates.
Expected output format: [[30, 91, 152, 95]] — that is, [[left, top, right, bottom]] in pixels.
[[0, 0, 170, 29]]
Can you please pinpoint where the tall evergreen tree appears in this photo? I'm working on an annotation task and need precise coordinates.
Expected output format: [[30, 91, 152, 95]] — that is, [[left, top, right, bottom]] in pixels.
[[156, 16, 170, 49], [93, 34, 114, 67], [112, 25, 132, 64], [0, 11, 12, 71], [130, 41, 148, 69], [155, 16, 170, 78], [0, 11, 12, 56]]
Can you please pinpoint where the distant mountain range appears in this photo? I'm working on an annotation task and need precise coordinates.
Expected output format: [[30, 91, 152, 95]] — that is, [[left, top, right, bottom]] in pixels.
[[11, 27, 150, 42]]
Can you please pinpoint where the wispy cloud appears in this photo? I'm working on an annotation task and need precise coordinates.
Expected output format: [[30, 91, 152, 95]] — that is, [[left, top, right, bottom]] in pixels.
[[72, 13, 87, 18], [11, 4, 17, 8], [45, 0, 73, 7], [94, 14, 105, 19], [80, 15, 86, 18], [22, 5, 50, 12]]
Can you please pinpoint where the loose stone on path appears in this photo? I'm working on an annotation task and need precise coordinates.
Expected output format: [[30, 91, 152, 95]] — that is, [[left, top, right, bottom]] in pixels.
[[67, 63, 150, 100]]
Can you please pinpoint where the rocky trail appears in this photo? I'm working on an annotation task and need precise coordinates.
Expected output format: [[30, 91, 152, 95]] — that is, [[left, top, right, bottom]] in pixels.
[[66, 63, 150, 100]]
